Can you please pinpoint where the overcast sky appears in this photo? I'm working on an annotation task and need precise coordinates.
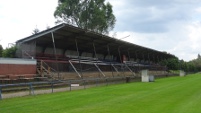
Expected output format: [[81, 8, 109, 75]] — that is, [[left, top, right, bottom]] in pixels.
[[0, 0, 201, 61]]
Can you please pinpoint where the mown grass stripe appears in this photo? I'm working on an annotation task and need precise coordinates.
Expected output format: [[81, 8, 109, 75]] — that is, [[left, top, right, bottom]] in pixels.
[[1, 74, 201, 113]]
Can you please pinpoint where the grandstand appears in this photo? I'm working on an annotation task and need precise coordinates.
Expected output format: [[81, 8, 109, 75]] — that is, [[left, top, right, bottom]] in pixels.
[[15, 23, 175, 81]]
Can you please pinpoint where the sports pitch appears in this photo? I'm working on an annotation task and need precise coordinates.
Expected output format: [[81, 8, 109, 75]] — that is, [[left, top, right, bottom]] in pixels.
[[1, 73, 201, 113]]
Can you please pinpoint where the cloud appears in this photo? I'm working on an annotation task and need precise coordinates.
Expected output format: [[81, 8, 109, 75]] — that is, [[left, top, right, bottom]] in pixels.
[[0, 0, 58, 48], [107, 0, 201, 61], [108, 0, 198, 33]]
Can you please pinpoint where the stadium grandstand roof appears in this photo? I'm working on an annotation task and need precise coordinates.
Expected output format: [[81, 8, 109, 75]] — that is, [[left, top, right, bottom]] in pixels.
[[16, 23, 175, 61]]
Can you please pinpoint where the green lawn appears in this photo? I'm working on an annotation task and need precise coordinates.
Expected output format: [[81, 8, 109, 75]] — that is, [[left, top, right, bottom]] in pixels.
[[1, 74, 201, 113]]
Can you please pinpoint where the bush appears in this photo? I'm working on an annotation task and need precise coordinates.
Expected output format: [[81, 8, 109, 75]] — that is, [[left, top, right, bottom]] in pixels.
[[2, 46, 17, 58]]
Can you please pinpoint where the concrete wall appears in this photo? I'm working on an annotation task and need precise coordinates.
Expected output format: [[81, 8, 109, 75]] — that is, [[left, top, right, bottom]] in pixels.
[[0, 58, 36, 75]]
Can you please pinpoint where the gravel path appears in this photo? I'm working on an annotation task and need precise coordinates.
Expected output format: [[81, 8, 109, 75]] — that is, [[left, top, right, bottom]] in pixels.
[[1, 83, 109, 99]]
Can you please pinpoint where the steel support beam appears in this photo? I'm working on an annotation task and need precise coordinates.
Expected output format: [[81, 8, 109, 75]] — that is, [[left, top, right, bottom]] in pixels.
[[111, 64, 120, 75], [69, 60, 82, 78], [75, 39, 83, 77], [51, 32, 60, 80], [94, 63, 106, 77], [124, 63, 136, 76], [107, 45, 114, 77]]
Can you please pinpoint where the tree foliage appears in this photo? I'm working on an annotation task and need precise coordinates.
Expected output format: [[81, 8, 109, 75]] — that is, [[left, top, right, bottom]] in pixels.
[[160, 54, 201, 73], [54, 0, 116, 34], [188, 54, 201, 72], [160, 58, 179, 70], [32, 27, 40, 34], [2, 45, 17, 58], [0, 44, 3, 57]]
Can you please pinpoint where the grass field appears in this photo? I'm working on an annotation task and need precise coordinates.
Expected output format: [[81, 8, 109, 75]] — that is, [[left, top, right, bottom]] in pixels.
[[1, 73, 201, 113]]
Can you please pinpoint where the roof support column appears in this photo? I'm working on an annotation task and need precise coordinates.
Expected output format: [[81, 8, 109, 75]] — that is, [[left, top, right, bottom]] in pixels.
[[118, 47, 125, 77], [107, 45, 112, 61], [135, 51, 138, 62], [127, 50, 131, 61], [148, 53, 150, 64], [157, 56, 160, 63], [51, 32, 60, 80], [51, 32, 57, 60], [152, 55, 155, 64], [75, 39, 83, 77], [107, 45, 114, 78], [142, 53, 145, 63], [93, 42, 106, 78], [93, 42, 98, 61], [118, 47, 122, 63]]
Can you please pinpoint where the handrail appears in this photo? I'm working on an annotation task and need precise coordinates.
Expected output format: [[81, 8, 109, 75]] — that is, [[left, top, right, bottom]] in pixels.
[[23, 50, 34, 59], [41, 60, 57, 73], [38, 60, 58, 80]]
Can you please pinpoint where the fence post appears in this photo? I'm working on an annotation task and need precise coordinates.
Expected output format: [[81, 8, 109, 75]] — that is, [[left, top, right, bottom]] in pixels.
[[29, 83, 34, 95], [69, 80, 71, 91], [106, 78, 108, 86], [83, 80, 86, 89], [0, 86, 2, 100], [51, 81, 54, 93]]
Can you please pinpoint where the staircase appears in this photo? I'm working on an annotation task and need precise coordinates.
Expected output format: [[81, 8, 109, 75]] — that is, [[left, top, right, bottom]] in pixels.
[[36, 60, 59, 80]]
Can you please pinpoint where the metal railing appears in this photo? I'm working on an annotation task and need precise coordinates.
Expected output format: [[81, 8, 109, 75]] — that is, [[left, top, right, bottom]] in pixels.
[[0, 76, 138, 100]]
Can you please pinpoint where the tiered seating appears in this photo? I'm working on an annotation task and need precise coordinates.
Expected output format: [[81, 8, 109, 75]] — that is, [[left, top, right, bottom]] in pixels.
[[36, 53, 68, 61], [0, 74, 36, 84]]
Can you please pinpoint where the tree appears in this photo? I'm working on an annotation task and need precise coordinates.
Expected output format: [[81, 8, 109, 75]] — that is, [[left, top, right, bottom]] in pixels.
[[0, 44, 3, 57], [54, 0, 116, 34], [160, 58, 179, 70], [2, 45, 17, 58], [32, 27, 40, 34]]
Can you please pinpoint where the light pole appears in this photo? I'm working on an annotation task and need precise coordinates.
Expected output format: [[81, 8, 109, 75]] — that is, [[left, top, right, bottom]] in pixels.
[[118, 35, 130, 40]]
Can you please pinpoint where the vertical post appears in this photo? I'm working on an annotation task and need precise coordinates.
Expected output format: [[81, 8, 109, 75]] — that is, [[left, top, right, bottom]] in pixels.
[[69, 80, 71, 91], [107, 45, 112, 61], [135, 50, 140, 73], [93, 42, 98, 63], [0, 86, 2, 100], [157, 56, 160, 63], [29, 83, 34, 95], [51, 32, 60, 79], [75, 39, 83, 77], [118, 47, 122, 63], [152, 55, 155, 64], [83, 80, 86, 89], [96, 79, 98, 87], [107, 45, 114, 78], [148, 53, 150, 64], [127, 50, 131, 61], [93, 42, 105, 78], [40, 60, 44, 77], [118, 47, 125, 77], [142, 53, 145, 63], [135, 51, 138, 62], [51, 81, 54, 93], [106, 78, 108, 86]]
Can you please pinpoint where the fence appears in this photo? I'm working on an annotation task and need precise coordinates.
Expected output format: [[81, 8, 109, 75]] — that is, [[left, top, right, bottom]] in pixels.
[[0, 76, 140, 100]]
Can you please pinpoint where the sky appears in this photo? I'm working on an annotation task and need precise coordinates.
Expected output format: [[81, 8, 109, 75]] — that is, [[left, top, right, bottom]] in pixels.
[[0, 0, 201, 61]]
